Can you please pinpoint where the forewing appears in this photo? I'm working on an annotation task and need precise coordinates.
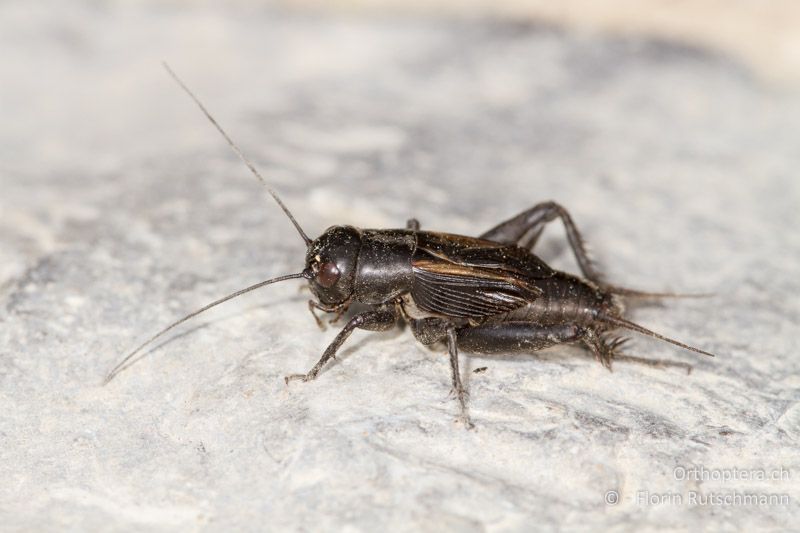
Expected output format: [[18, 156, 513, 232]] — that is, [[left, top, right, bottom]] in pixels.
[[411, 258, 541, 318], [415, 231, 554, 279]]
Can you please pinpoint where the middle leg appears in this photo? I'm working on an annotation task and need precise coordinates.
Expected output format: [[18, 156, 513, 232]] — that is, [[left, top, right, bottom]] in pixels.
[[408, 317, 474, 428], [446, 326, 473, 429]]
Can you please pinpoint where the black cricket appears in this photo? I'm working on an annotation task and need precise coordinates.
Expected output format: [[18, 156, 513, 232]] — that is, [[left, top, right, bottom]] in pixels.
[[106, 65, 716, 427]]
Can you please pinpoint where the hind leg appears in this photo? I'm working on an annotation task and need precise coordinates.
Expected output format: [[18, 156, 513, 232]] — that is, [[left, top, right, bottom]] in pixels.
[[459, 323, 692, 374], [457, 322, 586, 353], [583, 332, 692, 374], [582, 332, 622, 371], [479, 201, 602, 283], [615, 354, 692, 374], [480, 203, 689, 298]]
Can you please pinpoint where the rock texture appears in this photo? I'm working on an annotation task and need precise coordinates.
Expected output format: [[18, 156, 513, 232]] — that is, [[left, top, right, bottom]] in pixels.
[[1, 2, 798, 531]]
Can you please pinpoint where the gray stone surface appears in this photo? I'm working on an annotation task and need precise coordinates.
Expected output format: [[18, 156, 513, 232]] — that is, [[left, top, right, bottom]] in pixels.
[[2, 2, 799, 531]]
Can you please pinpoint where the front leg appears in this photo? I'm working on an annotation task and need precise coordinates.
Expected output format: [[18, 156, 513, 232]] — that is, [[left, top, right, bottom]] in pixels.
[[284, 307, 397, 384], [308, 299, 337, 329]]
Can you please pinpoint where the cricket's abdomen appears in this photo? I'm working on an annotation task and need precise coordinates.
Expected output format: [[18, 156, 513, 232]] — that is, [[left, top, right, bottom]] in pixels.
[[489, 273, 610, 326]]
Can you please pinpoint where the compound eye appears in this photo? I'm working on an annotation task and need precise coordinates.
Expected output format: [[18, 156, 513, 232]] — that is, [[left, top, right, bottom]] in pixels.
[[316, 261, 341, 288]]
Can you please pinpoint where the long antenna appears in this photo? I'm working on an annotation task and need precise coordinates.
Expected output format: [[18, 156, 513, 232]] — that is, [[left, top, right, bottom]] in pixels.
[[163, 62, 312, 246], [104, 272, 307, 384]]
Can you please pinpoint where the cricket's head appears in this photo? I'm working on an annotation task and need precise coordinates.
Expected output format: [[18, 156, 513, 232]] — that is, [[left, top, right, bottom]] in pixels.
[[305, 225, 361, 306], [106, 65, 373, 385]]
